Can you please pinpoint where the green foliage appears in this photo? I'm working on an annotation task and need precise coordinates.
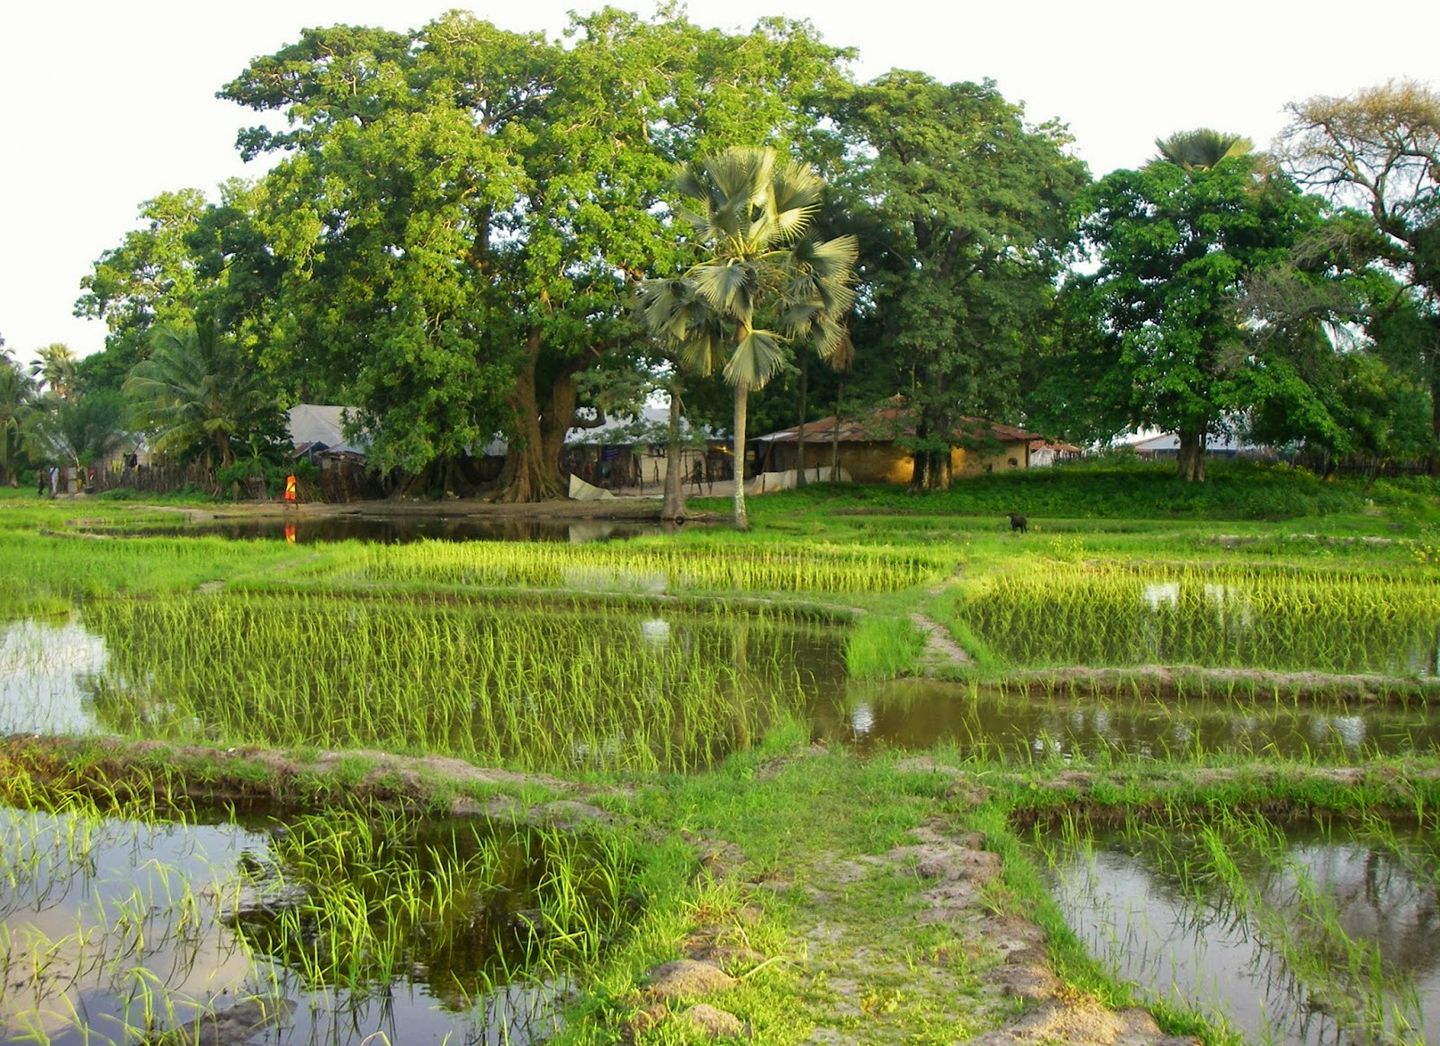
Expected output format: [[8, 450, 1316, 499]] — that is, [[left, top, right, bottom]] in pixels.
[[22, 389, 127, 469], [1281, 82, 1440, 467], [744, 459, 1385, 520], [1049, 151, 1324, 480], [837, 73, 1088, 488], [0, 349, 37, 485], [75, 189, 214, 392], [641, 145, 857, 528], [215, 457, 315, 499], [124, 320, 284, 468], [219, 9, 855, 493]]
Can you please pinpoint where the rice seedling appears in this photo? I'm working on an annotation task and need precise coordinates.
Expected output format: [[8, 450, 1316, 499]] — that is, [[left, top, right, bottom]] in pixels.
[[341, 536, 943, 596], [0, 794, 641, 1045], [843, 614, 924, 679], [0, 799, 270, 1043], [956, 561, 1440, 677], [77, 592, 841, 772]]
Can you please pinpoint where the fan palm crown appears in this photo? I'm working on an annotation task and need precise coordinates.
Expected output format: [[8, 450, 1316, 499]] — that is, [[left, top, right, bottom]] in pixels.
[[640, 146, 857, 529]]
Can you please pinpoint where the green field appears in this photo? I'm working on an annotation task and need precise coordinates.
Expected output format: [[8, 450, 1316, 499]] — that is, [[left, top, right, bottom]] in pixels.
[[2, 463, 1438, 1043]]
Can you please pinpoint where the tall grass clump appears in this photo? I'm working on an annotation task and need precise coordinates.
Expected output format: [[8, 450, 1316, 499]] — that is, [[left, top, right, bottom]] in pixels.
[[844, 615, 925, 679]]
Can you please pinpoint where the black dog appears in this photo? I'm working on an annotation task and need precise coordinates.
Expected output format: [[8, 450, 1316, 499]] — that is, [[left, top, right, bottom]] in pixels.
[[1008, 513, 1028, 534]]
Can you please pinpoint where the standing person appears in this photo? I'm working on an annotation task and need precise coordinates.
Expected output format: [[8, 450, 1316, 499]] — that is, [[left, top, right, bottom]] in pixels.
[[284, 472, 298, 507], [48, 465, 59, 498]]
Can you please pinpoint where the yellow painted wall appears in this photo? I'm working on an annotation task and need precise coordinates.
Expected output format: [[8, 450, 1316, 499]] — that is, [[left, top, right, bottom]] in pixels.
[[769, 439, 1026, 484], [951, 441, 1028, 477]]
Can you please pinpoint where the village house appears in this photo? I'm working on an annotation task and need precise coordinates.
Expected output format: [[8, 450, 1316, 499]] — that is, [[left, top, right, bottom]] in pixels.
[[751, 403, 1042, 486]]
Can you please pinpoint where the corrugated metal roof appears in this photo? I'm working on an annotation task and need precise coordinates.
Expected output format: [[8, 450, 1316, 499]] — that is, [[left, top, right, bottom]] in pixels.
[[565, 405, 720, 444], [287, 404, 369, 456]]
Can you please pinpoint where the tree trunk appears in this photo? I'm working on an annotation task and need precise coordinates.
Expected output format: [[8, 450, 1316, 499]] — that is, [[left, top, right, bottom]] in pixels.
[[661, 385, 686, 523], [732, 381, 750, 531], [909, 421, 928, 492], [497, 328, 573, 503], [1177, 425, 1207, 483], [830, 380, 843, 482], [795, 352, 808, 487]]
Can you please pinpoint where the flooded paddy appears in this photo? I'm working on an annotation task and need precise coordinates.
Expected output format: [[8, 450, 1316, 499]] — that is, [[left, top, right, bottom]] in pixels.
[[5, 606, 1438, 765], [816, 678, 1440, 760], [2, 600, 844, 772], [1036, 813, 1440, 1044], [0, 802, 629, 1044]]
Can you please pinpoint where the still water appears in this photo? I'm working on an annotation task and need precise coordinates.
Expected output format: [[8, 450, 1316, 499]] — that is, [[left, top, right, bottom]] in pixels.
[[0, 805, 606, 1044], [82, 516, 668, 544], [1041, 818, 1440, 1044]]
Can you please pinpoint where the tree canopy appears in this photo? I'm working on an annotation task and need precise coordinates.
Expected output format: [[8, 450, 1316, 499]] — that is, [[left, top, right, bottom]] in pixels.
[[61, 15, 1440, 496], [835, 73, 1087, 488], [1280, 81, 1440, 470], [1052, 141, 1322, 480]]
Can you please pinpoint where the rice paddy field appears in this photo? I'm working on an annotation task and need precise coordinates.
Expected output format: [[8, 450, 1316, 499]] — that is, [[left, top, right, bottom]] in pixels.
[[1, 463, 1438, 1044]]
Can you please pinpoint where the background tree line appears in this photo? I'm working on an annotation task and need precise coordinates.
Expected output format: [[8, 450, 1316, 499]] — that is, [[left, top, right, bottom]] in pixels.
[[3, 8, 1435, 504]]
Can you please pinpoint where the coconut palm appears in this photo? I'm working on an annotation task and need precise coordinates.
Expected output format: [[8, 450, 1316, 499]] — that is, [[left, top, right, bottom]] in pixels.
[[23, 391, 126, 473], [125, 320, 276, 469], [639, 147, 857, 530], [1153, 128, 1253, 171], [28, 343, 80, 400]]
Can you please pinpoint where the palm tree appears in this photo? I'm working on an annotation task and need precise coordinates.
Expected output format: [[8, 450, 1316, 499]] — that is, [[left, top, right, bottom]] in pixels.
[[125, 320, 274, 469], [29, 343, 79, 400], [0, 351, 36, 485], [640, 147, 857, 530], [1153, 128, 1253, 171], [23, 391, 126, 473]]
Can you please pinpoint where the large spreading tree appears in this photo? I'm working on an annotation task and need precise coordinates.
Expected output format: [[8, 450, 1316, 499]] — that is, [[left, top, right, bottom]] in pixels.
[[1279, 81, 1440, 471], [219, 10, 851, 499], [835, 73, 1088, 489], [1055, 133, 1321, 481]]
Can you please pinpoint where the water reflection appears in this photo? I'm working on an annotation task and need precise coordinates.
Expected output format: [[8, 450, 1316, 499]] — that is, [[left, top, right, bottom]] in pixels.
[[82, 516, 669, 545], [807, 678, 1440, 760], [0, 619, 106, 734], [4, 613, 1439, 762], [1043, 820, 1440, 1044], [0, 806, 601, 1044]]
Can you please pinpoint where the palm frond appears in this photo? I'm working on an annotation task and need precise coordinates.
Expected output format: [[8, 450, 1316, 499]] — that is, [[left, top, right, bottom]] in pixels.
[[1153, 128, 1254, 170], [692, 260, 758, 321], [723, 328, 789, 390]]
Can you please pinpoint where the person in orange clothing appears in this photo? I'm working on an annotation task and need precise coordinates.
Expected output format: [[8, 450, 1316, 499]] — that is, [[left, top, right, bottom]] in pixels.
[[283, 473, 298, 506]]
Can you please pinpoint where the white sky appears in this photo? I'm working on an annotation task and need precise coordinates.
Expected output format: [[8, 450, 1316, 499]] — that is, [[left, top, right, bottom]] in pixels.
[[2, 0, 1436, 361]]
